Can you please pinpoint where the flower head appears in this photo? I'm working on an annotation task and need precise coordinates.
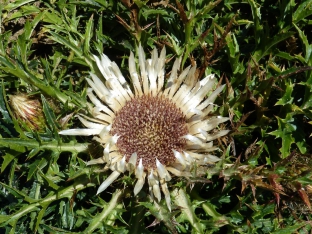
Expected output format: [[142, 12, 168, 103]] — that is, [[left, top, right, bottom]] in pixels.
[[59, 45, 229, 210], [10, 94, 45, 131]]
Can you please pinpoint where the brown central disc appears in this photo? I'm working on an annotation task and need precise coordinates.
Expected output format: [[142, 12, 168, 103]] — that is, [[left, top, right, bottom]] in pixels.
[[110, 95, 188, 169]]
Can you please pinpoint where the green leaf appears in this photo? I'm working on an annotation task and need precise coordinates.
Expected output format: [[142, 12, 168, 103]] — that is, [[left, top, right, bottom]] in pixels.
[[25, 10, 45, 40], [0, 214, 12, 225], [1, 150, 19, 173], [83, 14, 94, 55], [49, 31, 83, 57], [42, 11, 63, 25], [59, 201, 75, 229], [269, 114, 296, 158], [140, 200, 179, 234], [41, 95, 60, 141], [0, 204, 40, 228], [27, 157, 48, 181], [225, 33, 244, 74], [0, 138, 40, 149], [293, 0, 312, 23], [141, 9, 169, 20], [253, 32, 294, 62], [247, 0, 262, 45], [294, 23, 312, 64], [275, 82, 294, 105], [63, 90, 87, 108], [0, 84, 18, 137], [201, 201, 218, 218], [4, 0, 35, 11], [34, 202, 51, 233], [37, 168, 60, 190], [0, 182, 37, 203], [84, 190, 123, 234], [271, 222, 307, 234], [172, 188, 205, 234], [0, 138, 88, 153], [68, 167, 90, 181]]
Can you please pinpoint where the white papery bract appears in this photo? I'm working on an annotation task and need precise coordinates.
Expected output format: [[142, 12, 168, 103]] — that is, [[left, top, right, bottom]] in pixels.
[[59, 45, 229, 211]]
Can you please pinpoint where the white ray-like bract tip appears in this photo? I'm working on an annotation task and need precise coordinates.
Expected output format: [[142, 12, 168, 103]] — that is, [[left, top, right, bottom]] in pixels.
[[186, 108, 204, 116], [116, 156, 126, 173], [98, 54, 112, 78], [172, 150, 186, 169], [104, 143, 110, 162], [200, 74, 215, 85], [181, 134, 203, 144], [184, 65, 197, 86], [164, 57, 181, 92], [59, 128, 101, 136], [86, 77, 107, 101], [86, 157, 105, 165], [156, 46, 166, 92], [128, 152, 138, 172], [96, 170, 120, 195], [110, 134, 120, 145], [190, 116, 230, 134], [197, 85, 226, 111], [156, 159, 171, 181], [198, 128, 209, 139], [206, 130, 230, 141], [77, 116, 103, 129], [203, 116, 229, 132], [146, 49, 158, 95], [110, 62, 127, 85], [134, 177, 145, 195], [89, 73, 111, 98], [129, 51, 143, 96], [183, 151, 194, 165], [160, 182, 171, 211], [184, 78, 217, 113], [166, 166, 192, 177], [106, 78, 129, 104], [148, 170, 161, 202], [168, 65, 191, 99], [99, 125, 112, 140], [204, 154, 221, 163], [135, 158, 144, 179], [87, 88, 101, 105], [138, 44, 148, 94]]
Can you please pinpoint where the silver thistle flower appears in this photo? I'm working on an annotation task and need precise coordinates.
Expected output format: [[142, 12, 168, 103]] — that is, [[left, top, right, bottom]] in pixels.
[[59, 45, 229, 210]]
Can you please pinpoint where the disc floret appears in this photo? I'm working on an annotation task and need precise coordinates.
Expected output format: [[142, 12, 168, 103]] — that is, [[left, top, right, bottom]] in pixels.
[[111, 95, 188, 170]]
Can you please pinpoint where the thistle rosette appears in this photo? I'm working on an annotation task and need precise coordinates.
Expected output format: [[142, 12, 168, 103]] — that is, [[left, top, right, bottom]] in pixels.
[[59, 45, 229, 210]]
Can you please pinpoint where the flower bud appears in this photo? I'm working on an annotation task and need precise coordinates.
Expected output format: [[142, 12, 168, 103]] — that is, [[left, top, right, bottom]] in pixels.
[[9, 94, 45, 131]]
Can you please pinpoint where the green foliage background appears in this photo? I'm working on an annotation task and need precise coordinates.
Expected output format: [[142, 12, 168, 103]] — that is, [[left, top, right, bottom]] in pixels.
[[0, 0, 312, 233]]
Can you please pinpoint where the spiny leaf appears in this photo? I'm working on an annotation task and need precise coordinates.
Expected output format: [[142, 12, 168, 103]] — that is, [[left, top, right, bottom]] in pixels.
[[49, 31, 83, 58], [27, 157, 48, 181], [1, 149, 23, 173], [275, 81, 294, 106], [0, 182, 37, 203], [0, 138, 88, 153], [294, 23, 312, 64], [253, 32, 294, 62], [271, 222, 307, 234], [269, 114, 296, 158], [84, 190, 123, 234], [3, 0, 35, 11], [41, 95, 60, 140], [172, 188, 205, 234]]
